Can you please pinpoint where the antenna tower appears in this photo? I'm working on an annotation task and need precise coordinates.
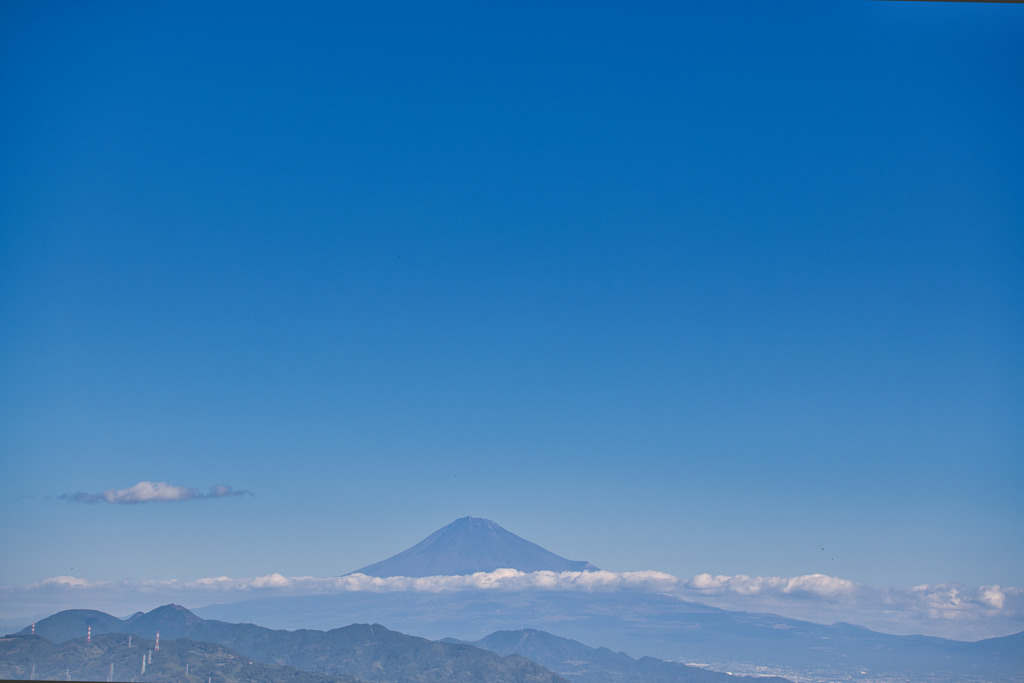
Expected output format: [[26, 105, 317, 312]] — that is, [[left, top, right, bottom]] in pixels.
[[155, 631, 160, 651], [87, 626, 91, 643]]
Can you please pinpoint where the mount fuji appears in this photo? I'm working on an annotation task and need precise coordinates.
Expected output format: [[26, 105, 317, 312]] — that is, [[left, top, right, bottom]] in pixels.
[[350, 516, 598, 577], [193, 517, 1024, 682]]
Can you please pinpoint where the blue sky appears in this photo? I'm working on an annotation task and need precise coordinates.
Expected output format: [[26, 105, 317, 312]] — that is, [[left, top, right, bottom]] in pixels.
[[1, 1, 1022, 637]]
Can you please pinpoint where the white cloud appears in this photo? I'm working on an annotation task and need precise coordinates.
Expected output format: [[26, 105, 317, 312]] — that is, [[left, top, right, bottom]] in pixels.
[[687, 572, 856, 599], [4, 569, 1021, 641], [60, 481, 252, 504], [103, 481, 197, 503], [979, 585, 1007, 610], [4, 569, 681, 601], [902, 583, 1020, 621], [35, 576, 98, 589], [677, 573, 1024, 638], [124, 568, 678, 595]]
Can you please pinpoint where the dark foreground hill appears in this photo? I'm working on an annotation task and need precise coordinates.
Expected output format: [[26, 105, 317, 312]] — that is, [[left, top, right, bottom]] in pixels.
[[15, 609, 126, 645], [448, 629, 793, 683], [12, 604, 566, 683], [350, 517, 597, 577], [0, 632, 361, 683]]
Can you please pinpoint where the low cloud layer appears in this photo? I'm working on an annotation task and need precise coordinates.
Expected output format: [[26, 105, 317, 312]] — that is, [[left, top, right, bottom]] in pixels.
[[60, 481, 252, 504], [684, 572, 858, 599], [678, 571, 1020, 619], [675, 572, 1023, 639], [4, 569, 1021, 641], [154, 568, 680, 594]]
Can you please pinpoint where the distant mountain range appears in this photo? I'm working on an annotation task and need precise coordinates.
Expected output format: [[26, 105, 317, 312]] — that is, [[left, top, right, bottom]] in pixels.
[[196, 517, 1024, 682], [6, 604, 784, 683], [446, 628, 794, 683], [8, 604, 565, 683], [196, 587, 1024, 682], [350, 517, 597, 577]]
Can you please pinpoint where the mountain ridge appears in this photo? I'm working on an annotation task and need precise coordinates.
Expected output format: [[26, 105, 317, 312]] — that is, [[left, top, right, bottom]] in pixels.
[[195, 583, 1024, 682], [448, 628, 795, 683], [8, 605, 789, 683], [11, 604, 567, 683]]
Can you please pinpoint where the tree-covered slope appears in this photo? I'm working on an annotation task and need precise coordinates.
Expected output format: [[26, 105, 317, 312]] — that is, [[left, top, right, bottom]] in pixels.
[[13, 605, 567, 683], [0, 632, 362, 683], [457, 628, 793, 683]]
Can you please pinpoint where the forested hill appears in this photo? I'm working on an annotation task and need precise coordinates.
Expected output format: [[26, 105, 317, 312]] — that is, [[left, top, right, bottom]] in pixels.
[[11, 604, 566, 683], [0, 632, 363, 683]]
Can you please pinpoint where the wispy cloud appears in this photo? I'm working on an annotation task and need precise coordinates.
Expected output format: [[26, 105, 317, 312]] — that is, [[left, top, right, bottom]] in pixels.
[[59, 481, 252, 504]]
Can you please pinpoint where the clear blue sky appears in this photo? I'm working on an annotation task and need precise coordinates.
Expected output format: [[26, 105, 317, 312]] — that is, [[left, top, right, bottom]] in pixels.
[[1, 0, 1021, 607]]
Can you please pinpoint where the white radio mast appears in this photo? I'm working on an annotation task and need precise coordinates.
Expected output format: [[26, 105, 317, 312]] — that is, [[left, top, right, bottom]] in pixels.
[[141, 653, 146, 675]]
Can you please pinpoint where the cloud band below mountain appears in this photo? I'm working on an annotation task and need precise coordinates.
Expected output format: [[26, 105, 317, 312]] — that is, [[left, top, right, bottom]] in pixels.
[[686, 572, 857, 598], [168, 568, 681, 594], [59, 481, 252, 504], [4, 569, 1021, 642]]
